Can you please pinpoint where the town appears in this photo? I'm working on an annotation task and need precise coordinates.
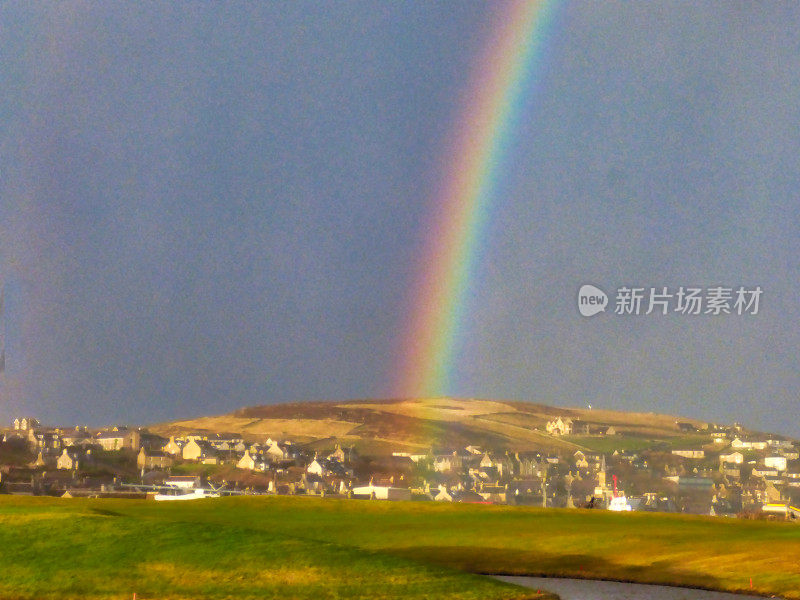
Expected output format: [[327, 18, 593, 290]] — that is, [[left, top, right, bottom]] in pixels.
[[1, 413, 799, 520]]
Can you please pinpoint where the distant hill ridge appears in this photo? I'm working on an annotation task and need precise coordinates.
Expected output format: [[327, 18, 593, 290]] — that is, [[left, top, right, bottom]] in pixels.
[[149, 398, 724, 454]]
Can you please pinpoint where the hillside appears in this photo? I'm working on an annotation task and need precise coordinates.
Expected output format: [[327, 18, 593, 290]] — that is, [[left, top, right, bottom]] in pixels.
[[149, 397, 720, 453]]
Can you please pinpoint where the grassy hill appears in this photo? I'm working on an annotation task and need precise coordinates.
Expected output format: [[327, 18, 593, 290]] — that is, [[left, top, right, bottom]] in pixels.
[[1, 495, 799, 599], [149, 397, 719, 453]]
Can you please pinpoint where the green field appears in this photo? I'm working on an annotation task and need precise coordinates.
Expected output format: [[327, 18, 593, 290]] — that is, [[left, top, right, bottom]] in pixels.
[[1, 495, 799, 600]]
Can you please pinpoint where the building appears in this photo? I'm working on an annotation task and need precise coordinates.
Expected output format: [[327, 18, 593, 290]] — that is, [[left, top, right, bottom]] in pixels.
[[181, 439, 216, 462], [96, 429, 141, 451], [137, 448, 174, 470], [162, 436, 183, 456], [764, 456, 788, 472], [307, 458, 326, 476], [719, 451, 744, 465], [672, 450, 705, 459], [13, 417, 40, 431], [433, 485, 454, 501], [731, 438, 768, 451], [56, 448, 79, 470], [237, 450, 259, 471], [327, 445, 346, 463], [546, 417, 573, 436], [351, 482, 412, 501]]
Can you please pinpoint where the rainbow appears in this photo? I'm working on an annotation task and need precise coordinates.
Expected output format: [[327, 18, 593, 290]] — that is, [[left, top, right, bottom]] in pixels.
[[394, 0, 559, 397]]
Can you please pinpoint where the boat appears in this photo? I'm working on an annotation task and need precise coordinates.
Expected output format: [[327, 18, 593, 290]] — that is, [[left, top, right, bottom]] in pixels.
[[606, 474, 632, 511], [153, 488, 220, 501], [607, 495, 632, 511]]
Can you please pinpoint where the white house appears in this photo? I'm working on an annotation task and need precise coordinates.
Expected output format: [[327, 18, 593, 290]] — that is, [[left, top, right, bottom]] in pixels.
[[96, 429, 140, 451], [32, 451, 47, 468], [179, 439, 216, 462], [434, 451, 465, 473], [479, 453, 505, 476], [266, 440, 287, 460], [672, 450, 705, 459], [764, 456, 788, 472], [307, 458, 325, 476], [327, 445, 346, 462], [433, 485, 453, 502], [752, 466, 780, 478], [181, 439, 205, 461], [13, 417, 40, 431], [56, 448, 78, 470], [162, 436, 183, 455], [546, 417, 573, 436], [719, 451, 744, 465], [237, 449, 257, 471], [731, 438, 767, 451], [573, 451, 589, 469], [767, 439, 794, 450]]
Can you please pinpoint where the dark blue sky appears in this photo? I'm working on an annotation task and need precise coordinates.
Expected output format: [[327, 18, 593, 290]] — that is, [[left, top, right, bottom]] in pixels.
[[1, 2, 798, 437]]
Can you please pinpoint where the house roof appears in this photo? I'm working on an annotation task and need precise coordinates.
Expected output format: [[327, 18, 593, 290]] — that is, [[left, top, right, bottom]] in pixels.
[[453, 490, 489, 503]]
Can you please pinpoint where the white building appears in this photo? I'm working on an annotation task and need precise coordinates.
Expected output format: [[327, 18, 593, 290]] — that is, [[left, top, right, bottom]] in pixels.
[[719, 451, 744, 465], [546, 417, 573, 436], [351, 482, 412, 501], [433, 485, 453, 502], [672, 450, 705, 459], [731, 438, 767, 451], [56, 448, 78, 470], [13, 417, 40, 431], [237, 450, 257, 471], [764, 456, 788, 472]]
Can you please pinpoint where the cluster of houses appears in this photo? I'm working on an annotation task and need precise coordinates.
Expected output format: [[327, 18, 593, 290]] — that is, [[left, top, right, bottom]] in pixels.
[[1, 415, 799, 518], [545, 416, 616, 436]]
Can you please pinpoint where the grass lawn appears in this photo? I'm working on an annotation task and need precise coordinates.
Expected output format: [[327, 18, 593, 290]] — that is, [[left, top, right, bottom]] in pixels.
[[562, 435, 656, 454], [2, 495, 800, 599]]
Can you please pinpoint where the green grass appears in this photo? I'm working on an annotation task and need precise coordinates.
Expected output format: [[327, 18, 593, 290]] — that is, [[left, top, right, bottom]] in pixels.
[[562, 435, 655, 453], [2, 495, 800, 599], [0, 496, 549, 600]]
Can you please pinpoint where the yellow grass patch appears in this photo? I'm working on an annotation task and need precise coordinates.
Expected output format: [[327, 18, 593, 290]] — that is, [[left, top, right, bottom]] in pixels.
[[164, 416, 356, 438], [140, 562, 324, 586], [564, 407, 703, 429], [166, 416, 258, 431], [240, 418, 356, 438], [0, 512, 75, 524], [338, 397, 518, 421]]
